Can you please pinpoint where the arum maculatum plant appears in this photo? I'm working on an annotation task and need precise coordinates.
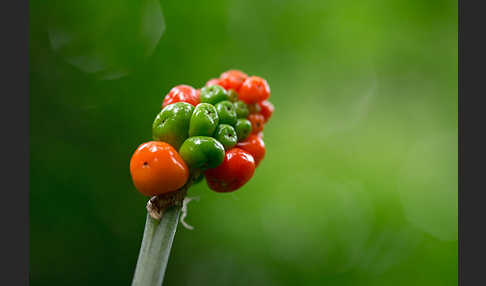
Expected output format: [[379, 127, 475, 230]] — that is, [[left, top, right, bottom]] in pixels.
[[129, 70, 274, 286]]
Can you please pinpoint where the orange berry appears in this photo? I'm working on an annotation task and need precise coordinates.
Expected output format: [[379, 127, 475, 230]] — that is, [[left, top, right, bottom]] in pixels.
[[238, 76, 270, 104], [248, 113, 265, 134], [130, 141, 189, 196], [219, 70, 248, 91]]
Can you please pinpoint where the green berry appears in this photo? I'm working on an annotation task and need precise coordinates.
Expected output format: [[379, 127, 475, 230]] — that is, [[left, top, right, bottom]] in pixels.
[[215, 100, 237, 125], [234, 118, 252, 141], [152, 102, 194, 149], [178, 136, 225, 169], [189, 103, 219, 137], [214, 124, 238, 150], [200, 85, 229, 105], [234, 101, 249, 118]]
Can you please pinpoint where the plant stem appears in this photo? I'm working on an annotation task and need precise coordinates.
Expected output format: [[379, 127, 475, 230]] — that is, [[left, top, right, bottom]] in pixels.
[[131, 205, 182, 286]]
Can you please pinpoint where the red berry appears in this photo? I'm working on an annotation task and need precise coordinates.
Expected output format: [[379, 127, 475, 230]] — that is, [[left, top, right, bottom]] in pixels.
[[236, 134, 266, 167], [258, 100, 274, 123], [206, 78, 223, 87], [205, 148, 255, 192], [219, 70, 248, 91], [238, 76, 270, 104], [248, 113, 265, 134], [162, 85, 200, 108]]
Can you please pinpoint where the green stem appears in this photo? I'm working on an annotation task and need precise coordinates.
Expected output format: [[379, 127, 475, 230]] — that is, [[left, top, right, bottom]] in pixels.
[[131, 205, 182, 286]]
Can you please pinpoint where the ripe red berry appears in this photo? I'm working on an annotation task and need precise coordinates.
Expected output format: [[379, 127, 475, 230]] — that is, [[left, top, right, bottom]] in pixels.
[[130, 141, 189, 196], [205, 148, 256, 192], [206, 78, 223, 87], [238, 76, 270, 104], [236, 134, 266, 167], [248, 113, 265, 134], [162, 85, 200, 108], [219, 70, 248, 91], [257, 100, 274, 123]]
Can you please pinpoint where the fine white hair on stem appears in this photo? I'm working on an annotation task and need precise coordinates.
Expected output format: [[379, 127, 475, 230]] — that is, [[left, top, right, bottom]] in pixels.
[[180, 196, 200, 230]]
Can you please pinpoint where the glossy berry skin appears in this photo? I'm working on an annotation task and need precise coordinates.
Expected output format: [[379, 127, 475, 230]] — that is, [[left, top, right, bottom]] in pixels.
[[200, 85, 229, 105], [219, 70, 248, 91], [234, 101, 249, 118], [205, 148, 255, 193], [215, 101, 237, 125], [214, 124, 238, 150], [238, 76, 270, 104], [152, 102, 194, 149], [162, 85, 199, 108], [248, 113, 265, 134], [258, 100, 274, 123], [236, 134, 266, 166], [179, 136, 225, 170], [189, 103, 219, 137], [130, 141, 189, 196], [234, 118, 252, 141], [206, 78, 222, 87]]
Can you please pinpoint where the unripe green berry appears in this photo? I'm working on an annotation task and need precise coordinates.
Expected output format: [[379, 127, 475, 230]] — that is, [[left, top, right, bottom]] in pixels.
[[200, 85, 229, 105], [234, 101, 249, 118], [215, 100, 238, 125], [214, 124, 238, 150], [179, 136, 225, 170], [189, 103, 219, 137], [234, 118, 252, 141], [152, 102, 194, 149]]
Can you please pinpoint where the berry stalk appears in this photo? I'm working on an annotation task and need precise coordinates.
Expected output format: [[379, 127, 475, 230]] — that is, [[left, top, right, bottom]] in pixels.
[[131, 183, 191, 286], [131, 209, 180, 286]]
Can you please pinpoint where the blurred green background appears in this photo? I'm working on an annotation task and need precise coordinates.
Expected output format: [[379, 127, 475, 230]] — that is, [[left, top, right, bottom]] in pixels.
[[30, 0, 457, 285]]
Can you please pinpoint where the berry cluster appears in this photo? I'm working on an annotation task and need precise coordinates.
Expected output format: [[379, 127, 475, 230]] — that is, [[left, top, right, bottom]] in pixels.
[[130, 70, 274, 196]]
